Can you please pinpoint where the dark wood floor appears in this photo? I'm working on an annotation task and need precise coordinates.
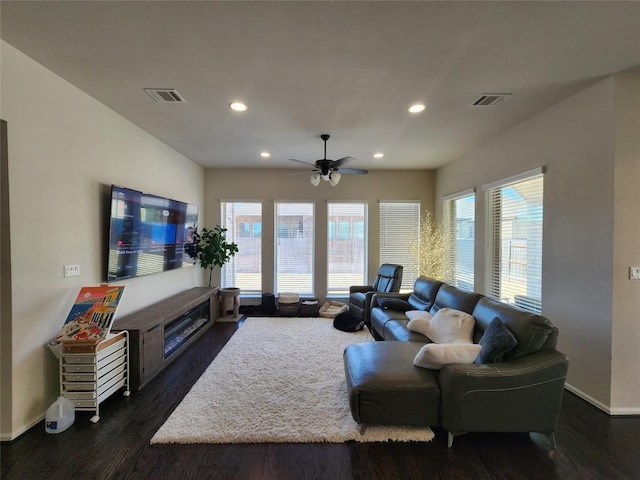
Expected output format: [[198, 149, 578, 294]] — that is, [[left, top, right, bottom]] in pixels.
[[2, 319, 639, 480]]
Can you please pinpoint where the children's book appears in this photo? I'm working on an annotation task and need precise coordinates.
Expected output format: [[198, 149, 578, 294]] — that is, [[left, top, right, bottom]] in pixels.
[[56, 285, 125, 344]]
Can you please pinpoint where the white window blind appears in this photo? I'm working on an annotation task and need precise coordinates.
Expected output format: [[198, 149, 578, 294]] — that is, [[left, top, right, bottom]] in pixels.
[[275, 202, 314, 295], [379, 201, 420, 291], [327, 202, 367, 295], [443, 191, 475, 291], [484, 170, 544, 313], [221, 202, 262, 294]]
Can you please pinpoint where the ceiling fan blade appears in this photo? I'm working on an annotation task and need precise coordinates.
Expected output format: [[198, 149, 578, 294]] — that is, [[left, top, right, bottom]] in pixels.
[[337, 167, 368, 175], [287, 169, 317, 175], [288, 158, 317, 167], [331, 156, 355, 168]]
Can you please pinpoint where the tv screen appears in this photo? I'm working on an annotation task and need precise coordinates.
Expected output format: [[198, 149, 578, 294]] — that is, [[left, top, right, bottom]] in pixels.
[[107, 185, 198, 282]]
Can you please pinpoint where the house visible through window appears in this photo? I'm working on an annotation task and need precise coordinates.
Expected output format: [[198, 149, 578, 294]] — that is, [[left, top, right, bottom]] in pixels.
[[484, 169, 544, 314], [221, 202, 262, 295], [327, 202, 367, 296], [275, 202, 314, 295], [443, 189, 475, 291], [379, 201, 420, 292]]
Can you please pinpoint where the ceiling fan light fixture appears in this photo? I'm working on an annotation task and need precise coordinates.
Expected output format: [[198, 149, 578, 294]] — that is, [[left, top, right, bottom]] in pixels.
[[289, 134, 367, 186]]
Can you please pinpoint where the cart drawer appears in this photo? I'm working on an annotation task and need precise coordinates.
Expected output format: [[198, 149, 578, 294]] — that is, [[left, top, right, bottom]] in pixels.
[[63, 391, 96, 400], [63, 364, 96, 373], [63, 372, 97, 382]]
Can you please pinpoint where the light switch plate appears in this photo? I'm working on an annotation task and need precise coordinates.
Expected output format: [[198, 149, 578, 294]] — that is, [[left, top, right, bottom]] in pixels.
[[64, 264, 80, 278], [630, 266, 640, 280]]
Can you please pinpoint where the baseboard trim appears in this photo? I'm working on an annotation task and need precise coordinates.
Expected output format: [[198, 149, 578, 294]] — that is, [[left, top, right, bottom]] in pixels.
[[0, 413, 44, 442], [565, 383, 611, 413], [609, 406, 640, 416], [565, 383, 640, 416]]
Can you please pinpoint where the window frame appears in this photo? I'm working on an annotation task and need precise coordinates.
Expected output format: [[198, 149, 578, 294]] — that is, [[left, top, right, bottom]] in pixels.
[[442, 188, 476, 292], [483, 168, 544, 314], [327, 201, 368, 296], [220, 201, 263, 295], [379, 201, 421, 292], [274, 201, 315, 296]]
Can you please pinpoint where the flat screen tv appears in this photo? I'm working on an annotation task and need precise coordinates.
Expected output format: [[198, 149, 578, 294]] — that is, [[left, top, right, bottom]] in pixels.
[[107, 185, 198, 282]]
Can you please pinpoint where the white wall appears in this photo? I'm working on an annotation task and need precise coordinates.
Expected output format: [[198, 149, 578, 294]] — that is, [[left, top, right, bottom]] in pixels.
[[1, 41, 205, 439], [204, 168, 435, 301], [611, 75, 640, 413], [436, 75, 640, 413]]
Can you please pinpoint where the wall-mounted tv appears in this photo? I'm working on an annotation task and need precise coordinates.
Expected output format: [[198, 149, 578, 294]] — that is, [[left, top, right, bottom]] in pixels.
[[107, 185, 198, 282]]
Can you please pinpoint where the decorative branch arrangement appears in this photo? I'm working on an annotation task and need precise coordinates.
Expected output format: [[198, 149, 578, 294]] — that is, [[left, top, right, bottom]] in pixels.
[[409, 210, 453, 282]]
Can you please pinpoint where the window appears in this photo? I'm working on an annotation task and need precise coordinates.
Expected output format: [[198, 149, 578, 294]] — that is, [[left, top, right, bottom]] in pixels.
[[484, 169, 544, 314], [221, 202, 262, 294], [275, 202, 314, 295], [443, 190, 475, 291], [379, 201, 420, 291], [327, 202, 367, 295]]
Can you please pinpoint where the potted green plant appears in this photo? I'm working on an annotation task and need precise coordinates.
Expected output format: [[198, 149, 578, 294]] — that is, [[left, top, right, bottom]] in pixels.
[[193, 225, 239, 287]]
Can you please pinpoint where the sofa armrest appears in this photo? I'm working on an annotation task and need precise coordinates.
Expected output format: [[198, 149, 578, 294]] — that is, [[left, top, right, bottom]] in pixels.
[[370, 292, 410, 309], [438, 349, 569, 434], [349, 285, 374, 294]]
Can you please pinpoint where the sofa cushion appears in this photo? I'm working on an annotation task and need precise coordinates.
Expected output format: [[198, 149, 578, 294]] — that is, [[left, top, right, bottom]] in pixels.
[[371, 307, 407, 339], [383, 320, 430, 342], [474, 317, 517, 364], [413, 343, 482, 370], [372, 264, 403, 293], [377, 297, 412, 312], [407, 277, 443, 311], [429, 284, 482, 315], [472, 297, 556, 360], [344, 341, 441, 426]]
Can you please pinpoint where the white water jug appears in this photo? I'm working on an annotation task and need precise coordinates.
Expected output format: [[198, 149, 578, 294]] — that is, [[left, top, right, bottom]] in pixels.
[[45, 396, 75, 434]]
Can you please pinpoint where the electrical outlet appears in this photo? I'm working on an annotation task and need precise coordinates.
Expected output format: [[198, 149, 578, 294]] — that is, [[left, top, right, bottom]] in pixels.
[[630, 266, 640, 280], [64, 264, 80, 278]]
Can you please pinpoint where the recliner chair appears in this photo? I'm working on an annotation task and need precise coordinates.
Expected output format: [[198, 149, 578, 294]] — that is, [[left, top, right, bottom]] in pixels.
[[349, 264, 403, 325]]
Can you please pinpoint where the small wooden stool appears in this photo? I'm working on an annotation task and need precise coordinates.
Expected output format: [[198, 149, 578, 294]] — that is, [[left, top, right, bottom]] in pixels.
[[219, 288, 240, 318]]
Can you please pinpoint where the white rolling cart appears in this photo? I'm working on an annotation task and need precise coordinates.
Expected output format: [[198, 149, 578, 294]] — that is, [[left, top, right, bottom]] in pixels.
[[59, 330, 130, 423]]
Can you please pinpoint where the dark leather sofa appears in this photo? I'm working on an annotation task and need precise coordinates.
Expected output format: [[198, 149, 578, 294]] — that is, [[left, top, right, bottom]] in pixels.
[[343, 276, 569, 447]]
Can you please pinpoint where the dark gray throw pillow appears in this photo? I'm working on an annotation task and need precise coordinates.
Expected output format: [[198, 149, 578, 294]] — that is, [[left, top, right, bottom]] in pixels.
[[377, 298, 412, 312], [475, 317, 518, 364]]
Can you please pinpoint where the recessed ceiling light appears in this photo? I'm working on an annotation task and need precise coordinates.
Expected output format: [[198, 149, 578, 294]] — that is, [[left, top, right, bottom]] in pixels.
[[408, 103, 425, 113], [373, 152, 384, 159], [229, 102, 247, 112], [260, 152, 271, 158]]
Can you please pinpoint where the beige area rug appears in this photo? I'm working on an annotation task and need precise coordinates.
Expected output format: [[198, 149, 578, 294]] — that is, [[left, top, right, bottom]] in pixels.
[[151, 317, 434, 444]]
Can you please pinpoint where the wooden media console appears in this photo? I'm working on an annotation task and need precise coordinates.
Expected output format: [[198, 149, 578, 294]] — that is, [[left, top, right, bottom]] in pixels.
[[113, 287, 219, 390]]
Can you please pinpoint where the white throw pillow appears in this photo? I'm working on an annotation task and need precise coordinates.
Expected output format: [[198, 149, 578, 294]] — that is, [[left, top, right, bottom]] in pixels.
[[406, 310, 432, 321], [406, 311, 433, 337], [413, 343, 482, 370], [427, 308, 475, 344]]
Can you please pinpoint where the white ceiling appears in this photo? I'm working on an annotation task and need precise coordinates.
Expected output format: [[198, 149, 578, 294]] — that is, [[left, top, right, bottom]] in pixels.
[[2, 1, 639, 171]]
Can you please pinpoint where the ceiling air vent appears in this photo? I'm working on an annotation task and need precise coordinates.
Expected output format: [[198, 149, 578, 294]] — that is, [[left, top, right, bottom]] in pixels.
[[470, 93, 511, 107], [144, 88, 186, 103]]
